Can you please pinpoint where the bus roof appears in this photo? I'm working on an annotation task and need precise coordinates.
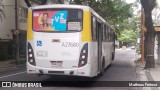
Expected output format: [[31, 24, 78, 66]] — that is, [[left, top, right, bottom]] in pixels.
[[30, 4, 115, 31]]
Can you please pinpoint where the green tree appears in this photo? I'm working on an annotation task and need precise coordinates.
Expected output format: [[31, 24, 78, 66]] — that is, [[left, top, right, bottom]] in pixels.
[[24, 0, 67, 7], [118, 29, 137, 44], [70, 0, 86, 5], [90, 0, 135, 46], [72, 0, 133, 34], [24, 0, 48, 7], [89, 0, 133, 34]]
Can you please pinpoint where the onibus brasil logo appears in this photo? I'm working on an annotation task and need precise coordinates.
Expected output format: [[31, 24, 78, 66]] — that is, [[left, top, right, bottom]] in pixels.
[[1, 82, 42, 87]]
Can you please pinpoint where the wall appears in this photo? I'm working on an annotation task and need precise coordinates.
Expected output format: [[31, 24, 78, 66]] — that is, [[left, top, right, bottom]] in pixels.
[[0, 0, 28, 59], [0, 0, 15, 40], [18, 0, 27, 31], [0, 0, 28, 40]]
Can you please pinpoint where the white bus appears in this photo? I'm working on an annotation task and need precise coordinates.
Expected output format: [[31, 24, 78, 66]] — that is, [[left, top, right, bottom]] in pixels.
[[27, 4, 115, 77]]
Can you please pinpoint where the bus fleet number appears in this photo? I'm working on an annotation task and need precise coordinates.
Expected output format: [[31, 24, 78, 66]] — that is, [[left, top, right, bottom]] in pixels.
[[62, 42, 79, 47]]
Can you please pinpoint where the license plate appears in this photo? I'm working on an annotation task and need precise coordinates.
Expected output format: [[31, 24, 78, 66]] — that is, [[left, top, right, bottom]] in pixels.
[[50, 61, 63, 67]]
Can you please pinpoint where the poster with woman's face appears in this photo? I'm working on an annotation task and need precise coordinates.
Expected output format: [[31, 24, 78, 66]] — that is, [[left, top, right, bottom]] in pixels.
[[33, 10, 67, 31]]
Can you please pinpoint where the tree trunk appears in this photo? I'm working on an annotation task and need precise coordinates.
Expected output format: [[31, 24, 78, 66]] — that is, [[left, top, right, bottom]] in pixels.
[[145, 31, 155, 68], [144, 32, 148, 59], [144, 12, 155, 68], [140, 0, 156, 69], [157, 33, 160, 64]]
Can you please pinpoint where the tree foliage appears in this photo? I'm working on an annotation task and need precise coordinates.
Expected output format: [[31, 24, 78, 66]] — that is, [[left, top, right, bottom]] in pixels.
[[89, 0, 135, 44], [24, 0, 48, 7], [118, 29, 137, 44], [91, 0, 132, 25], [71, 0, 133, 33], [24, 0, 65, 7]]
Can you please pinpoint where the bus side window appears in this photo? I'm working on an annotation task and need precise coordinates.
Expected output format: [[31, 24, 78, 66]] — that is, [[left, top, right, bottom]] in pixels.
[[102, 25, 106, 42], [112, 31, 114, 42], [109, 29, 112, 42], [110, 30, 112, 42], [112, 30, 114, 42], [96, 20, 98, 40], [108, 28, 110, 42], [91, 16, 97, 41], [111, 30, 113, 42], [106, 27, 108, 42], [104, 25, 107, 42], [96, 21, 102, 41]]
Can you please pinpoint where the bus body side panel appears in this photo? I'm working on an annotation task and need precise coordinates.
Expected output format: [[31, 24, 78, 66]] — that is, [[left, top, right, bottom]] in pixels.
[[76, 11, 93, 77], [102, 42, 112, 68], [27, 10, 36, 73], [27, 41, 36, 73], [102, 42, 108, 68], [89, 42, 98, 77], [27, 9, 33, 41]]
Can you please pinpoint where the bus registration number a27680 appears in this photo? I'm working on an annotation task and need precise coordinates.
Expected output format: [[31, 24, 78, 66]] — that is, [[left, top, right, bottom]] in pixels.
[[62, 42, 79, 47]]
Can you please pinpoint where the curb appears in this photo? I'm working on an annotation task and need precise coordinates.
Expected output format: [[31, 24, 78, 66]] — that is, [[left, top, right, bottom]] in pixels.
[[0, 64, 26, 72]]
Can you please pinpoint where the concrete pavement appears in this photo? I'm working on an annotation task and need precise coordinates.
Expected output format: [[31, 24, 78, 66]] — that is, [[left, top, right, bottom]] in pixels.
[[135, 52, 160, 90], [0, 59, 26, 72], [0, 49, 160, 90], [0, 49, 139, 90]]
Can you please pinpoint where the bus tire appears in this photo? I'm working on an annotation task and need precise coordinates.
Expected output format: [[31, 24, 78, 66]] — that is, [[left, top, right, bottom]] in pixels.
[[99, 57, 105, 76]]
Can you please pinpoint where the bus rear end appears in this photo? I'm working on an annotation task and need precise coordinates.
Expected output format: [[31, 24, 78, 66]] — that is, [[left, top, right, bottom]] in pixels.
[[27, 5, 93, 77]]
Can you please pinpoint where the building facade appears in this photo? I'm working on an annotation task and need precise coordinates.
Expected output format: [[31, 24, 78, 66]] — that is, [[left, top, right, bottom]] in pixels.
[[0, 0, 28, 59]]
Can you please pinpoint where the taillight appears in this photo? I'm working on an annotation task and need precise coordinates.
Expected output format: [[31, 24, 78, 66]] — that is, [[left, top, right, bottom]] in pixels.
[[27, 42, 36, 66], [78, 43, 88, 68]]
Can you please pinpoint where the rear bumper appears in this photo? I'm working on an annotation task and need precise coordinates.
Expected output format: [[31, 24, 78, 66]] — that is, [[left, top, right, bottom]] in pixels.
[[27, 62, 92, 77]]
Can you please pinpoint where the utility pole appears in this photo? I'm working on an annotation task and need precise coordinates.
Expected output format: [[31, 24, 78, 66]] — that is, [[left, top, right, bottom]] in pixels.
[[15, 0, 19, 64]]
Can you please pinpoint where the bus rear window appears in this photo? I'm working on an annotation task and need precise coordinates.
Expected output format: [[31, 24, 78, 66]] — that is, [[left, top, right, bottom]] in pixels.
[[33, 9, 82, 32]]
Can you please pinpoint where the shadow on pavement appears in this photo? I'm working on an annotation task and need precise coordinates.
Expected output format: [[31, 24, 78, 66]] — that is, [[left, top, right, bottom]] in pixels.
[[41, 65, 112, 87]]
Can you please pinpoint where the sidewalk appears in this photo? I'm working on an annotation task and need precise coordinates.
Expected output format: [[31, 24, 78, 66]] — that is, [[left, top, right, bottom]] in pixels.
[[116, 48, 132, 50], [0, 59, 26, 72], [135, 54, 160, 90]]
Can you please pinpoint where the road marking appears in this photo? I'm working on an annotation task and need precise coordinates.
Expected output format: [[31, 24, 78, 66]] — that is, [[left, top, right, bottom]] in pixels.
[[0, 71, 26, 79]]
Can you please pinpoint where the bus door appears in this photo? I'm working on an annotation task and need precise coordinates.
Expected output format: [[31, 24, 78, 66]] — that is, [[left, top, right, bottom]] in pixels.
[[96, 21, 102, 72]]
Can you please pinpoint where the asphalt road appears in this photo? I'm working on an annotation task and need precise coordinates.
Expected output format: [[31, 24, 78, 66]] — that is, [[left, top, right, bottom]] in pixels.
[[0, 49, 139, 90]]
